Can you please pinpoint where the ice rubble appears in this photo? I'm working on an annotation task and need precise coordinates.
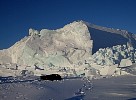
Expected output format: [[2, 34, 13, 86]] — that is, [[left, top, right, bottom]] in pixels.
[[92, 45, 136, 66], [0, 21, 136, 78]]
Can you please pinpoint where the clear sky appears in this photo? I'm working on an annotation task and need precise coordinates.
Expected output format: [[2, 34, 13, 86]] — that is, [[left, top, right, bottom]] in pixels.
[[0, 0, 136, 49]]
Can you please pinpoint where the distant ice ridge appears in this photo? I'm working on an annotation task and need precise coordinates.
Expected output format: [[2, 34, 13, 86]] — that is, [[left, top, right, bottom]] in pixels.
[[0, 20, 136, 78], [84, 21, 136, 39], [85, 21, 136, 53]]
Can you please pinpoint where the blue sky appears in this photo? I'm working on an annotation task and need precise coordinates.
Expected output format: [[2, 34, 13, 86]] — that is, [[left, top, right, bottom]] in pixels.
[[0, 0, 136, 49]]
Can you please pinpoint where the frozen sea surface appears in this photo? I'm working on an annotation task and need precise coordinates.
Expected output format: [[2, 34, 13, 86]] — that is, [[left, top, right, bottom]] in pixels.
[[0, 75, 136, 100]]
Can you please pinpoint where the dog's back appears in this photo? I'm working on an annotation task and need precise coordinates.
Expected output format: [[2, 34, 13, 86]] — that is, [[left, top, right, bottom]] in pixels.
[[40, 76, 47, 80], [40, 74, 62, 81]]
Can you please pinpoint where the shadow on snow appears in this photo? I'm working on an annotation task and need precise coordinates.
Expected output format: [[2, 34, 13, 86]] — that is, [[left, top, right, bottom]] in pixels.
[[0, 76, 38, 84], [65, 95, 85, 100], [128, 98, 136, 100]]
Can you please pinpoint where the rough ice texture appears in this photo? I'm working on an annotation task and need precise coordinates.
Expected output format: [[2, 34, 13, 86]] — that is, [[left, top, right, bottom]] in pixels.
[[0, 20, 136, 77], [92, 45, 136, 66], [0, 21, 93, 72]]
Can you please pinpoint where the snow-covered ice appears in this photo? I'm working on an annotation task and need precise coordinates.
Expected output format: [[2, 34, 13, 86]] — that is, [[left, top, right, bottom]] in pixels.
[[0, 75, 136, 100], [0, 21, 136, 100]]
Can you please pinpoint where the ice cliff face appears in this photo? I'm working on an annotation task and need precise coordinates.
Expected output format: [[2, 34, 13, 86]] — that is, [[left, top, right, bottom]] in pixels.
[[0, 21, 93, 67], [0, 20, 136, 77], [86, 22, 136, 53]]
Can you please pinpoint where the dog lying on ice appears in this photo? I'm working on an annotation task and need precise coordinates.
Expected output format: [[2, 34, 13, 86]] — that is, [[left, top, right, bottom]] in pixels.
[[40, 74, 62, 81]]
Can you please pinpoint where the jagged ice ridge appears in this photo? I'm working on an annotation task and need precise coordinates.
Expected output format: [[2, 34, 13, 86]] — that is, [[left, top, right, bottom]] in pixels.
[[0, 20, 136, 77]]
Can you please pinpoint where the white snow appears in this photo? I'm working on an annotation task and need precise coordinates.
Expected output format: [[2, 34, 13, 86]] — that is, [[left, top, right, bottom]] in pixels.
[[0, 75, 136, 100], [0, 20, 136, 99]]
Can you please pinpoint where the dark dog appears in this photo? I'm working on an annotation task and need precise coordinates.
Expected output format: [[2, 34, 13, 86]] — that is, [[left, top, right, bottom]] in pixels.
[[40, 74, 62, 81]]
